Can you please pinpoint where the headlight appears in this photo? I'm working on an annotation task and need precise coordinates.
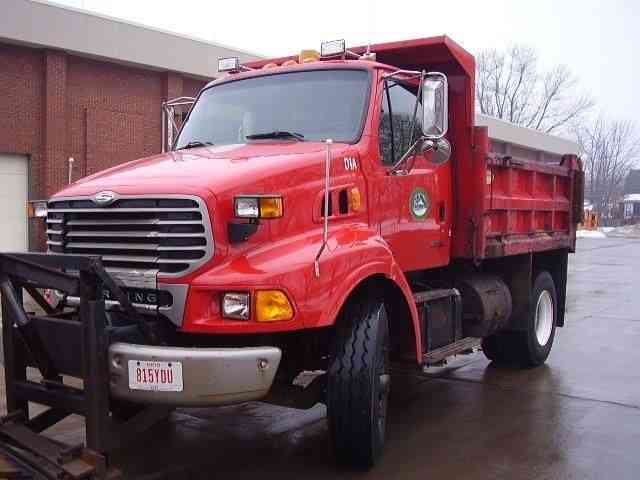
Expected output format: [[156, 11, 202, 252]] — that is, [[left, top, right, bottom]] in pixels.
[[234, 196, 283, 219], [222, 292, 250, 320], [28, 200, 48, 218], [234, 197, 260, 218]]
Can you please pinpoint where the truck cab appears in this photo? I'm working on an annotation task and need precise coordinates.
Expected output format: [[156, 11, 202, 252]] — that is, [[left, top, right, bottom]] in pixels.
[[37, 36, 582, 468]]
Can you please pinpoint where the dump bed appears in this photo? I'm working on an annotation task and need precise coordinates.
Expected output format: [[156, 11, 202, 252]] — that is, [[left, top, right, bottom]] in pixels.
[[458, 115, 583, 260]]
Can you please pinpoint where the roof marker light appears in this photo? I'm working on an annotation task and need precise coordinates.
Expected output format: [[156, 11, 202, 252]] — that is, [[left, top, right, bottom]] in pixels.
[[320, 39, 346, 58], [218, 57, 240, 72]]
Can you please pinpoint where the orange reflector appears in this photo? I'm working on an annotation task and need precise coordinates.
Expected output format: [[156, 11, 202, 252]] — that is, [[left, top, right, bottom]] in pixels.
[[299, 50, 320, 63], [259, 197, 283, 218], [350, 187, 362, 212], [256, 290, 294, 322]]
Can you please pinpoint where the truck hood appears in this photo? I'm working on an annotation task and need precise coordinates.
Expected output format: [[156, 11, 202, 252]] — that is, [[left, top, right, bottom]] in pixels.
[[55, 142, 350, 198]]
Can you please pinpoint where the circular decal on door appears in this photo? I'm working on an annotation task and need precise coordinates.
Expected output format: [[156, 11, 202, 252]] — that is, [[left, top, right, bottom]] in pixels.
[[410, 188, 430, 220]]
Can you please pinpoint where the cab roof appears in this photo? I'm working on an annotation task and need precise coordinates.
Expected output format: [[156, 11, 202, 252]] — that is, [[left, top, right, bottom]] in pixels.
[[245, 35, 475, 78], [204, 36, 475, 90], [203, 60, 377, 90]]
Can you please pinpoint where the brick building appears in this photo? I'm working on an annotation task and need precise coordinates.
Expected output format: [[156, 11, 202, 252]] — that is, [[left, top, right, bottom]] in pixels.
[[0, 0, 259, 251]]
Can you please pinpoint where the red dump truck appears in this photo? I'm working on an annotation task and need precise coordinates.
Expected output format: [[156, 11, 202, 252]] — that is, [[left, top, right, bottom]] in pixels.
[[1, 36, 582, 472]]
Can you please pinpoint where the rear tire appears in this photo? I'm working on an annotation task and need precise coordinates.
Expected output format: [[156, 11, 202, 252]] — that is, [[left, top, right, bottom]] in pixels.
[[327, 297, 390, 469], [482, 271, 557, 368]]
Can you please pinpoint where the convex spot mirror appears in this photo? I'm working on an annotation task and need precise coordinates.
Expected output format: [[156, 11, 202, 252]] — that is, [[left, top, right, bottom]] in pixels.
[[422, 72, 448, 139], [430, 138, 451, 165]]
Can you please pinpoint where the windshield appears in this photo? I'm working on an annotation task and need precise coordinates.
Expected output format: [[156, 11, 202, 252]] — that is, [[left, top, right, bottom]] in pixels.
[[175, 69, 370, 148]]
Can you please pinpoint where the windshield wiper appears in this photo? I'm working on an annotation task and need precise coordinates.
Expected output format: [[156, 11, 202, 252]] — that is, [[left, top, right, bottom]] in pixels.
[[177, 140, 214, 150], [245, 131, 305, 141]]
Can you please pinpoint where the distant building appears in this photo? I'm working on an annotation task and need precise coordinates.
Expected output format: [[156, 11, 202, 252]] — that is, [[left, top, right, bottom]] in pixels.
[[621, 194, 640, 221], [621, 170, 640, 222]]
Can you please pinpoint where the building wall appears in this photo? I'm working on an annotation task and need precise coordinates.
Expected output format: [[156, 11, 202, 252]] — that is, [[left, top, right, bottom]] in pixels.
[[0, 44, 44, 198], [0, 42, 208, 249], [66, 55, 164, 177]]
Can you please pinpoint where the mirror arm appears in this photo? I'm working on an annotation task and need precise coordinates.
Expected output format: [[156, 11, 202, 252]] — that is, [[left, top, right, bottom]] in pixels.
[[388, 71, 427, 177], [382, 69, 422, 80], [407, 70, 426, 151], [389, 137, 434, 176]]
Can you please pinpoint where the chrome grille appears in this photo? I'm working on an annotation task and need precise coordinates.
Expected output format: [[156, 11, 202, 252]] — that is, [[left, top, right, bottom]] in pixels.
[[46, 195, 213, 277]]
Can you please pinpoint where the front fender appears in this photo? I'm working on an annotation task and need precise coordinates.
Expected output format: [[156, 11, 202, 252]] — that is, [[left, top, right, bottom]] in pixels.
[[316, 256, 421, 361], [183, 223, 421, 360]]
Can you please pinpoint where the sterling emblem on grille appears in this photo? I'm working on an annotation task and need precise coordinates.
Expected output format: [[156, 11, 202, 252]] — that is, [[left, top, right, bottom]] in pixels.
[[93, 191, 117, 206]]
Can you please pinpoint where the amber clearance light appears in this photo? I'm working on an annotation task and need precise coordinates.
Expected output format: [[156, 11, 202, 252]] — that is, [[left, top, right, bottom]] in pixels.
[[256, 290, 294, 322]]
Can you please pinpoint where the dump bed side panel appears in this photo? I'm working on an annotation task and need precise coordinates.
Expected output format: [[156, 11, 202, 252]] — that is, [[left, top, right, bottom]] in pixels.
[[453, 124, 582, 260]]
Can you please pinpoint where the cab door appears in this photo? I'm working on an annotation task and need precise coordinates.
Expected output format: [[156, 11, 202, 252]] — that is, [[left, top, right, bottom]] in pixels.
[[372, 77, 451, 271]]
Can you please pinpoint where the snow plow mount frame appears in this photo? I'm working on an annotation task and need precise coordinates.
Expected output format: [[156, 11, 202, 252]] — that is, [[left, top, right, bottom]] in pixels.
[[0, 252, 170, 479]]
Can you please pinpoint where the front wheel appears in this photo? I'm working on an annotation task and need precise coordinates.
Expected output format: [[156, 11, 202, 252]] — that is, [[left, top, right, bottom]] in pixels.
[[482, 271, 557, 367], [327, 298, 390, 469]]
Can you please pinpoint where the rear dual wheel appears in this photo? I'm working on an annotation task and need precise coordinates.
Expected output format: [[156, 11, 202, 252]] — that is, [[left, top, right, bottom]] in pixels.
[[482, 271, 557, 367]]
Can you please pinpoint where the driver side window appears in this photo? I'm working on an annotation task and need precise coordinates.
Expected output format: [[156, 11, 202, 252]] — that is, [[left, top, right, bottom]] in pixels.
[[379, 82, 423, 166]]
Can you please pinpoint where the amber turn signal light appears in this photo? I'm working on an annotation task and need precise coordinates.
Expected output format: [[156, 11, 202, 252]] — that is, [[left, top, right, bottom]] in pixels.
[[255, 290, 294, 322], [259, 197, 283, 218]]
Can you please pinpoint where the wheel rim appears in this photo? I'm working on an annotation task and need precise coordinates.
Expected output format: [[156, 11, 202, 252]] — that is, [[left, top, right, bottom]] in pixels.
[[535, 290, 554, 346]]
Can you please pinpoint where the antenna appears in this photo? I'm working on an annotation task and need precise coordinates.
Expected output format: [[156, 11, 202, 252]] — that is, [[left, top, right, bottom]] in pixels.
[[314, 139, 333, 277], [360, 7, 376, 61], [361, 2, 377, 61], [360, 42, 376, 61]]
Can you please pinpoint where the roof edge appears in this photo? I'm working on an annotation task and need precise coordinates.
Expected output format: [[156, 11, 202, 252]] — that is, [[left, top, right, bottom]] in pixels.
[[31, 0, 264, 58], [0, 0, 262, 78]]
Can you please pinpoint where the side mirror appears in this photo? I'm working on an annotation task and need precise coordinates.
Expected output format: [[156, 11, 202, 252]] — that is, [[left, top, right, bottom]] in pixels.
[[422, 73, 448, 139]]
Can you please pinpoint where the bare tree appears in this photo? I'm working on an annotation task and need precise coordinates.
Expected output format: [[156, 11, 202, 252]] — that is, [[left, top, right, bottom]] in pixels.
[[576, 116, 640, 216], [476, 45, 593, 133]]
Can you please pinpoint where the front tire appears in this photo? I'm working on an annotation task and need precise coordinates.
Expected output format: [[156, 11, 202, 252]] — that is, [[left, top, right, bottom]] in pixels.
[[327, 298, 390, 469], [482, 271, 557, 367]]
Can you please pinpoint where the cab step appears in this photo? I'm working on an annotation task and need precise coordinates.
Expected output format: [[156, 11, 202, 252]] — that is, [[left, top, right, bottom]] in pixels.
[[422, 337, 481, 366]]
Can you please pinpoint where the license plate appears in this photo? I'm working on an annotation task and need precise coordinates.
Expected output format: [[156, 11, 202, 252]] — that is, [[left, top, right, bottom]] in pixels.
[[128, 360, 183, 392]]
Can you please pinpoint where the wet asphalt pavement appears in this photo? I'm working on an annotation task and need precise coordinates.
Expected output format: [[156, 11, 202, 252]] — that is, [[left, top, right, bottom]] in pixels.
[[2, 237, 640, 479]]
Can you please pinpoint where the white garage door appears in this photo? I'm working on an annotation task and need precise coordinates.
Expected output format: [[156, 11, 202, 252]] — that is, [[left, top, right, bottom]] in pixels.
[[0, 154, 28, 252]]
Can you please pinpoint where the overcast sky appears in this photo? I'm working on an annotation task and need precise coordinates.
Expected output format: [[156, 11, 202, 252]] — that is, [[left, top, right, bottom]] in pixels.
[[52, 0, 638, 125]]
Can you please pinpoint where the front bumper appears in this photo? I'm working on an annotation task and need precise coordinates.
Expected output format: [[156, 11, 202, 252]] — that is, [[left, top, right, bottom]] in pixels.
[[109, 343, 281, 407]]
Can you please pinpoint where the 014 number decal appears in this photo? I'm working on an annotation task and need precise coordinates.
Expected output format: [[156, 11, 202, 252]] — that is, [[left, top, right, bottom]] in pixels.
[[343, 156, 358, 171]]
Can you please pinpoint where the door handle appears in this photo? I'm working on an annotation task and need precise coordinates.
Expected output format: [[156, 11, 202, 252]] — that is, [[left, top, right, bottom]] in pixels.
[[438, 202, 446, 222]]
